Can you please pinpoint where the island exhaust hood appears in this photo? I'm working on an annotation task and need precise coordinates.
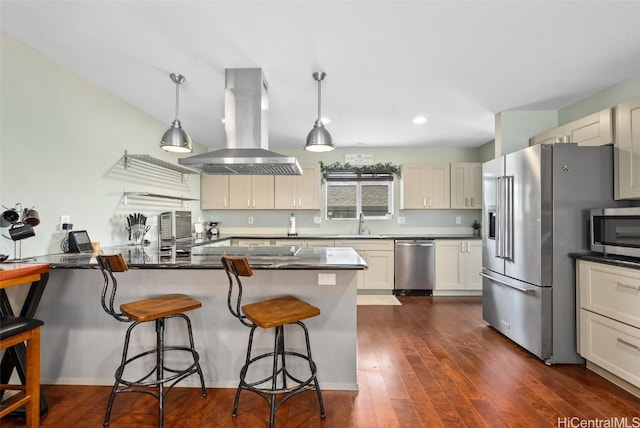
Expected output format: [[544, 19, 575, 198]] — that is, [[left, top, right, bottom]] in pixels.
[[178, 68, 302, 175]]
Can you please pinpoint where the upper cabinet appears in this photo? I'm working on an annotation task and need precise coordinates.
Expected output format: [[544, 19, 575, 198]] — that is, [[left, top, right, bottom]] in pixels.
[[274, 165, 321, 210], [450, 162, 482, 209], [530, 108, 613, 147], [400, 163, 450, 209], [201, 175, 230, 209], [229, 175, 275, 209], [615, 95, 640, 200]]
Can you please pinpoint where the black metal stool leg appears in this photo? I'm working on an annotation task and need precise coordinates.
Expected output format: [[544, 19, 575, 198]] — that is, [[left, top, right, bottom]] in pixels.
[[301, 323, 325, 418], [156, 318, 165, 428], [181, 314, 207, 398], [104, 321, 137, 426]]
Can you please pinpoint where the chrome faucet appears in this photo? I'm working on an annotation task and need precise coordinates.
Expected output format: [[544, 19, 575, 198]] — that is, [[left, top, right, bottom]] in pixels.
[[358, 212, 368, 235]]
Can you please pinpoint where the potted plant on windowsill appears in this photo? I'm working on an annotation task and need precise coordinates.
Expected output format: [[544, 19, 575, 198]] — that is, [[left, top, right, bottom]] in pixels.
[[472, 220, 481, 238]]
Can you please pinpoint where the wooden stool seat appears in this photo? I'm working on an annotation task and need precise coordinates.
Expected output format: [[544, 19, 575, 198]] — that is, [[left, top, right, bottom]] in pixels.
[[121, 294, 202, 322], [242, 296, 320, 329], [0, 316, 44, 428]]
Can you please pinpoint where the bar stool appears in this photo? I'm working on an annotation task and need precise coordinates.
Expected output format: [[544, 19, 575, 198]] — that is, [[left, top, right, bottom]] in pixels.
[[0, 316, 43, 428], [97, 254, 207, 427], [221, 256, 325, 428]]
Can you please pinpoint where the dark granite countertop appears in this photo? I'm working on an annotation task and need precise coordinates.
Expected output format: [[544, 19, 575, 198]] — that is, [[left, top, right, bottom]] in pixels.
[[571, 252, 640, 270], [29, 243, 367, 270]]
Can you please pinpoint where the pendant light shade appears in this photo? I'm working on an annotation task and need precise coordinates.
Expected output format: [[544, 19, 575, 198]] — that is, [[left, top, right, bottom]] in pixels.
[[305, 71, 334, 152], [160, 73, 193, 153]]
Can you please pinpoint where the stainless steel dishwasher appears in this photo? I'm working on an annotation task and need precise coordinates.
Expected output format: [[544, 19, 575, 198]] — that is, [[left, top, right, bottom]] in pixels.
[[394, 240, 435, 296]]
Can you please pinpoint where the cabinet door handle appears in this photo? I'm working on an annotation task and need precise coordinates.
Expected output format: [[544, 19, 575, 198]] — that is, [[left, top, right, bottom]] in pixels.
[[423, 197, 427, 207], [617, 281, 640, 291], [460, 242, 465, 253], [428, 197, 432, 207], [292, 197, 296, 207], [224, 198, 227, 209], [298, 197, 302, 207], [252, 198, 256, 208], [247, 198, 250, 208], [470, 197, 474, 207], [465, 197, 469, 207], [616, 337, 640, 351], [466, 242, 471, 253]]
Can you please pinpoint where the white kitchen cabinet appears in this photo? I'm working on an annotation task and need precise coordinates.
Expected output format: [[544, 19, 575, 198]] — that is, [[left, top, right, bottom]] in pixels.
[[450, 162, 482, 209], [232, 238, 273, 247], [434, 240, 482, 295], [577, 260, 640, 397], [228, 175, 275, 209], [274, 239, 334, 248], [614, 96, 640, 200], [529, 108, 613, 147], [201, 175, 230, 209], [400, 163, 450, 209], [563, 108, 613, 146], [336, 240, 394, 291], [274, 165, 321, 210], [529, 126, 564, 146]]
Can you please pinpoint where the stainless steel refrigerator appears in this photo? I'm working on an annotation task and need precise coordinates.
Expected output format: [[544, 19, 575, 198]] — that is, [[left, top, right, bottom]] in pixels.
[[481, 143, 618, 364]]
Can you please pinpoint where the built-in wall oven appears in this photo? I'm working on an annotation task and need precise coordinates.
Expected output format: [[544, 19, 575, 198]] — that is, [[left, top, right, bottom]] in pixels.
[[591, 207, 640, 258]]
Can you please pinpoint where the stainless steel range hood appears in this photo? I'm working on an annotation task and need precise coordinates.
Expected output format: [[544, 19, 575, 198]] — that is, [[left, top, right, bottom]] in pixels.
[[179, 68, 302, 175]]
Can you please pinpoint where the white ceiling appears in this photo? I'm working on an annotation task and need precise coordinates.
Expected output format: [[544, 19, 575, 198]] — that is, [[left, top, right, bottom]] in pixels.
[[2, 1, 640, 151]]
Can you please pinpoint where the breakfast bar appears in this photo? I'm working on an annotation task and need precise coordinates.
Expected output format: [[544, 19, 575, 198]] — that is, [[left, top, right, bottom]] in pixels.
[[25, 244, 366, 391]]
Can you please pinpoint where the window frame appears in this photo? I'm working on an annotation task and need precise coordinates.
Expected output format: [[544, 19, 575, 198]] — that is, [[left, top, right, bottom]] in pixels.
[[324, 172, 394, 220]]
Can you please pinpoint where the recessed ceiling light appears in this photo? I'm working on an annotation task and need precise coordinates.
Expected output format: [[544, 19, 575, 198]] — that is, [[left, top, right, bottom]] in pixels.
[[413, 116, 427, 125]]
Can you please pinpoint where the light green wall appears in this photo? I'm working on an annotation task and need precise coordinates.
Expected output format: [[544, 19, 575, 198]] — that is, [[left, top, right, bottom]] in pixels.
[[0, 33, 205, 257], [559, 73, 640, 124], [496, 110, 558, 156]]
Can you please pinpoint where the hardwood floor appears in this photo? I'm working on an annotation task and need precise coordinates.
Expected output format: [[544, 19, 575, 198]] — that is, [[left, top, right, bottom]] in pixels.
[[3, 296, 639, 427]]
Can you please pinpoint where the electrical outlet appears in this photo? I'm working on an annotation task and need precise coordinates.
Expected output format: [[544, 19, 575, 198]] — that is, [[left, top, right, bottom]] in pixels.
[[248, 216, 254, 224], [60, 215, 70, 229], [314, 216, 321, 224], [456, 216, 462, 225], [398, 216, 405, 225], [318, 273, 336, 285]]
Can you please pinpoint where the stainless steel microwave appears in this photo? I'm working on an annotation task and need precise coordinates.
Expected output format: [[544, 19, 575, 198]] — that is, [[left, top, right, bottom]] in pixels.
[[591, 207, 640, 258], [159, 211, 192, 242]]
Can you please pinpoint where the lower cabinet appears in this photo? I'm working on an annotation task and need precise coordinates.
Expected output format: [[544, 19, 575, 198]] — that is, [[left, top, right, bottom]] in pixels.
[[434, 240, 482, 295], [232, 239, 272, 247], [337, 240, 394, 292], [273, 239, 335, 248], [577, 260, 640, 398]]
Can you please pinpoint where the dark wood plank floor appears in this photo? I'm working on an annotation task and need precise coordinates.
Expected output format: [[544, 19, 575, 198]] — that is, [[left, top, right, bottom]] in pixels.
[[3, 296, 639, 427]]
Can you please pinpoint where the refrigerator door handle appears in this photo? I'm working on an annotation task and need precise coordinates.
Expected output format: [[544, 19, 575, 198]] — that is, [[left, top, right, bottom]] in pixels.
[[495, 177, 502, 258], [480, 272, 535, 295], [504, 176, 514, 261]]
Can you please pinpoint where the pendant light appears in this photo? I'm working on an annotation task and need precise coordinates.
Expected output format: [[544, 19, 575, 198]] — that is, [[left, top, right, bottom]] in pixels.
[[305, 71, 334, 152], [160, 73, 193, 153]]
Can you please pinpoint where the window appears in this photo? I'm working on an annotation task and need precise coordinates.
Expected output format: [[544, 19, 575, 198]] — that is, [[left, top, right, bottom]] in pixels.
[[325, 173, 393, 220]]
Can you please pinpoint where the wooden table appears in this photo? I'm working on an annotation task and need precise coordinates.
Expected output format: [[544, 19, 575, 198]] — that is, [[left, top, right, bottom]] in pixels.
[[0, 263, 50, 415]]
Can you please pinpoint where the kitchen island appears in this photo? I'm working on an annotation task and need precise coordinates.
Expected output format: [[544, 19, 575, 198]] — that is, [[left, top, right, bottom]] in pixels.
[[20, 244, 366, 391]]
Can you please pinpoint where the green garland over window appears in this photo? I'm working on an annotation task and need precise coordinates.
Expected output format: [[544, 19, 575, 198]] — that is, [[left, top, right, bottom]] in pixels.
[[319, 161, 402, 180]]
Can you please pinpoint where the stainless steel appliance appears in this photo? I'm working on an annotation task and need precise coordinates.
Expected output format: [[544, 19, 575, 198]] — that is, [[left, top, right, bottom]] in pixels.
[[159, 211, 192, 242], [481, 143, 619, 364], [590, 207, 640, 258], [394, 240, 435, 296], [178, 68, 302, 175]]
